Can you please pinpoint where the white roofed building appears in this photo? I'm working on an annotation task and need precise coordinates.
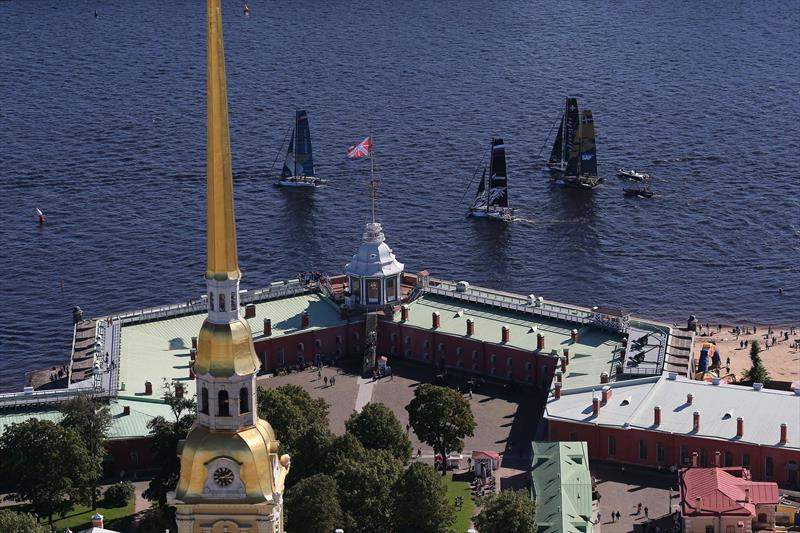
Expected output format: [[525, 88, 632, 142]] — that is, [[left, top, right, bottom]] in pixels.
[[545, 374, 800, 486], [344, 222, 404, 310]]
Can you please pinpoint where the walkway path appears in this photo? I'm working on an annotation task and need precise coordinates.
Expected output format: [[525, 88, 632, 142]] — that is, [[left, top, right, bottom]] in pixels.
[[354, 377, 375, 412]]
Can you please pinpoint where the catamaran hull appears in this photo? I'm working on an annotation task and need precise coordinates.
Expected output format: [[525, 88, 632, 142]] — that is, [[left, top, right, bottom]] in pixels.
[[275, 177, 324, 188], [561, 176, 604, 190], [467, 208, 514, 221]]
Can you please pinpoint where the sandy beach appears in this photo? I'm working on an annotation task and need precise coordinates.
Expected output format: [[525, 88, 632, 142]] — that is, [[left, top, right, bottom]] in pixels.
[[692, 324, 800, 383]]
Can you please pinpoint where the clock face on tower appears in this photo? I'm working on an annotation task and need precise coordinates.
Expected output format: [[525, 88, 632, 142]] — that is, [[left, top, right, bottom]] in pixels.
[[213, 467, 235, 487]]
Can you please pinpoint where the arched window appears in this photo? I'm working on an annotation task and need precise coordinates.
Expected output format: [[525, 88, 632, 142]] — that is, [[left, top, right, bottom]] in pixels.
[[724, 451, 733, 467], [239, 387, 250, 414], [230, 292, 236, 310], [218, 390, 229, 416], [608, 436, 616, 456], [219, 293, 226, 312], [201, 388, 209, 414], [209, 293, 214, 311], [297, 342, 304, 353], [765, 456, 774, 477], [742, 453, 750, 468]]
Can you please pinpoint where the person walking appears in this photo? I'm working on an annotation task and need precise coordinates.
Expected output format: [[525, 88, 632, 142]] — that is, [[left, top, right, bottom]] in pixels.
[[644, 506, 649, 519], [324, 376, 329, 386], [637, 502, 642, 514], [596, 511, 602, 525]]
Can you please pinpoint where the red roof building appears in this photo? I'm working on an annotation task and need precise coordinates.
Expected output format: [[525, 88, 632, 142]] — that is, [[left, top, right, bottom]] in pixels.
[[680, 466, 779, 532]]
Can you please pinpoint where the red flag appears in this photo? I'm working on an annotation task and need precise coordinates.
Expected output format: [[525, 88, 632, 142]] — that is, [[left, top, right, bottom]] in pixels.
[[346, 136, 372, 158]]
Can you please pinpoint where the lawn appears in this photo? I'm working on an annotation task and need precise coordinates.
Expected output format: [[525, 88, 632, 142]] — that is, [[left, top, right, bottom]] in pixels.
[[49, 500, 136, 531], [445, 472, 475, 533]]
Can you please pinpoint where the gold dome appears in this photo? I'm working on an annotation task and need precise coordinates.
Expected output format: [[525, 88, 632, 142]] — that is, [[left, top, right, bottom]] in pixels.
[[176, 419, 286, 504], [194, 318, 260, 377]]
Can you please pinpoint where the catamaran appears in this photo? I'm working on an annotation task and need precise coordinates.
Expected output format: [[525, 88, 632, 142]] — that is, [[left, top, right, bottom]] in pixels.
[[468, 138, 514, 221], [275, 110, 323, 188], [546, 97, 580, 173], [617, 168, 652, 181], [561, 110, 603, 190]]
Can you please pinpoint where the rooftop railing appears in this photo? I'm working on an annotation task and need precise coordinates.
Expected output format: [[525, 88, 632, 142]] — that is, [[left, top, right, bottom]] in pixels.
[[0, 385, 111, 409], [424, 278, 595, 325]]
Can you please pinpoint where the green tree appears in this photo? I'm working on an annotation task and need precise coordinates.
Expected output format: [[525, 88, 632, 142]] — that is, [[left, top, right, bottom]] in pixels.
[[0, 510, 50, 533], [142, 413, 195, 507], [345, 402, 412, 463], [0, 419, 101, 527], [161, 378, 197, 422], [406, 384, 476, 474], [474, 489, 536, 533], [742, 340, 771, 384], [285, 474, 347, 533], [333, 448, 403, 533], [392, 462, 455, 533], [60, 394, 112, 509], [257, 385, 333, 486]]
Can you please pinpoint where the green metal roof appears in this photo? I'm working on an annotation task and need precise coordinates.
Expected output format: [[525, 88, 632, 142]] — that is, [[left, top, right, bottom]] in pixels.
[[397, 295, 624, 388], [0, 398, 174, 440], [531, 441, 593, 533], [118, 293, 345, 398]]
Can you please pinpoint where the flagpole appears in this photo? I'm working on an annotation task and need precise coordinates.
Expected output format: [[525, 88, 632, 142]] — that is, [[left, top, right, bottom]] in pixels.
[[369, 127, 376, 224]]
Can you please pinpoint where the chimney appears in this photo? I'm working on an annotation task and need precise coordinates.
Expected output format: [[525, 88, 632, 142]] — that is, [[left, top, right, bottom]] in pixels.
[[600, 371, 609, 384], [571, 329, 579, 342], [144, 380, 152, 395], [175, 383, 184, 399], [190, 348, 197, 362], [554, 382, 562, 399], [263, 318, 272, 337], [714, 450, 721, 467], [745, 488, 751, 503], [693, 411, 700, 432], [654, 405, 661, 427], [560, 357, 567, 372], [737, 417, 744, 438], [695, 496, 702, 511], [191, 336, 198, 349], [91, 513, 104, 528], [122, 405, 131, 416], [189, 363, 195, 380], [555, 370, 563, 384], [396, 305, 407, 321], [563, 348, 570, 366], [245, 303, 256, 319], [466, 319, 474, 336], [692, 451, 698, 467], [432, 312, 440, 329], [536, 334, 545, 351], [601, 385, 612, 404], [780, 423, 788, 444], [501, 326, 510, 343], [301, 312, 310, 329], [687, 393, 694, 405], [592, 396, 600, 417]]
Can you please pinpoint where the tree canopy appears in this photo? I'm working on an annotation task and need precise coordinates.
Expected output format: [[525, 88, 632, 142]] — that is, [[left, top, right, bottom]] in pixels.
[[143, 413, 195, 507], [742, 340, 771, 384], [406, 384, 476, 474], [60, 394, 112, 508], [0, 419, 101, 526], [285, 474, 347, 533], [257, 385, 333, 486], [474, 489, 536, 533], [392, 462, 455, 533], [0, 510, 50, 533], [161, 378, 196, 422], [345, 402, 412, 463]]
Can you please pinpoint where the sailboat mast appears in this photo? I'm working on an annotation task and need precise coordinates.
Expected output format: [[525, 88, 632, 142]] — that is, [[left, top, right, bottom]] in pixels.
[[293, 112, 298, 177], [561, 98, 568, 166]]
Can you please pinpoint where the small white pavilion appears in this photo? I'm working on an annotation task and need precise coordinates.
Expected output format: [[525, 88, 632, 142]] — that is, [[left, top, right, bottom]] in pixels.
[[344, 221, 404, 310]]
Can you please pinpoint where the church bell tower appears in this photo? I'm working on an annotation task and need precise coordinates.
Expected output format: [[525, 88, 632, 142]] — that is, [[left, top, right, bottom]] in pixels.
[[168, 0, 289, 530]]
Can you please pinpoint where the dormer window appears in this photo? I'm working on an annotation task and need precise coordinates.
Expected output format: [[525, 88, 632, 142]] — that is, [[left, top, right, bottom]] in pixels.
[[218, 390, 229, 416]]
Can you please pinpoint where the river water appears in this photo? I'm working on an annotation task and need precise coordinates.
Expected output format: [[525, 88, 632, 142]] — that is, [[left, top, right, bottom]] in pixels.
[[1, 0, 798, 390]]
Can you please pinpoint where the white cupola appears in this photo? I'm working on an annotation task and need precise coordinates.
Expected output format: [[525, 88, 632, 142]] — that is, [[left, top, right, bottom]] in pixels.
[[344, 222, 404, 310]]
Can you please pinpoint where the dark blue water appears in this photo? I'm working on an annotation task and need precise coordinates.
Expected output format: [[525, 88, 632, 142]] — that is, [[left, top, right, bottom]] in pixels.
[[1, 0, 799, 391]]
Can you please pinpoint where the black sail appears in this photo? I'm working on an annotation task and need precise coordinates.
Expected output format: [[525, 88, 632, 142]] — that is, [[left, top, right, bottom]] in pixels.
[[577, 110, 597, 177], [563, 98, 580, 164], [294, 110, 315, 176], [472, 168, 487, 208], [548, 120, 564, 166], [487, 137, 508, 208]]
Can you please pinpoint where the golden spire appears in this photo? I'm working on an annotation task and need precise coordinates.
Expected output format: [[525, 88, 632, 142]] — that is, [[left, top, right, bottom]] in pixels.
[[206, 0, 239, 281]]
